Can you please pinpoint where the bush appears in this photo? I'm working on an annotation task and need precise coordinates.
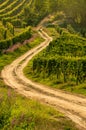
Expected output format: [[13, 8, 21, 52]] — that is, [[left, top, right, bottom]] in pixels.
[[6, 22, 14, 35], [67, 24, 76, 34]]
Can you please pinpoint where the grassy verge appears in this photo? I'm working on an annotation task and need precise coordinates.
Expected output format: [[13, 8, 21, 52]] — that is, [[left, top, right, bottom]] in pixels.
[[0, 81, 78, 130]]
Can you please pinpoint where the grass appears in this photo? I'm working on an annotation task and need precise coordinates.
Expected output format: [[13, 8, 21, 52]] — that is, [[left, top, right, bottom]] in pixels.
[[14, 28, 25, 35], [43, 27, 60, 39], [0, 80, 78, 130]]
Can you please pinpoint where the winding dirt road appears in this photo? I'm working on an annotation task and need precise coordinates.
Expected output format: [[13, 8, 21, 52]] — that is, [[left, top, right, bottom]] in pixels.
[[1, 29, 86, 129]]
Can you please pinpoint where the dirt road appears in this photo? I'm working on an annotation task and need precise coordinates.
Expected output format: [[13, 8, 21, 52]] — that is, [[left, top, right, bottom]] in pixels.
[[1, 29, 86, 129]]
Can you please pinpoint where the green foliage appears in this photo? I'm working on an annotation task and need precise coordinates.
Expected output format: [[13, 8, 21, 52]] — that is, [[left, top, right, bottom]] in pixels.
[[0, 0, 86, 29], [0, 0, 22, 15], [0, 82, 78, 130], [30, 31, 86, 85], [0, 34, 43, 71], [58, 0, 86, 27], [33, 57, 86, 85], [0, 0, 26, 19], [0, 0, 13, 10], [80, 28, 86, 38], [11, 19, 27, 28], [0, 26, 32, 53], [6, 22, 14, 35], [0, 27, 7, 40], [0, 21, 16, 40], [67, 24, 76, 34], [0, 0, 6, 4]]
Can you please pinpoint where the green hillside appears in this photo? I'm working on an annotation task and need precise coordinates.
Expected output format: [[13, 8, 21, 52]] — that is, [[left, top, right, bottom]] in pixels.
[[0, 0, 86, 129], [0, 0, 86, 53], [0, 0, 33, 53], [25, 26, 86, 95], [0, 0, 85, 52]]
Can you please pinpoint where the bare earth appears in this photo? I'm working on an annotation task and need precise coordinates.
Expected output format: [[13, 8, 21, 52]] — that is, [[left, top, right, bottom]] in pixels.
[[1, 28, 86, 129]]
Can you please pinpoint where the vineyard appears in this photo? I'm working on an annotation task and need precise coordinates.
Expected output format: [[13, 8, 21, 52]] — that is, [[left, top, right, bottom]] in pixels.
[[0, 0, 60, 53], [32, 28, 86, 86], [0, 1, 86, 130], [0, 0, 33, 53], [0, 0, 86, 98]]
